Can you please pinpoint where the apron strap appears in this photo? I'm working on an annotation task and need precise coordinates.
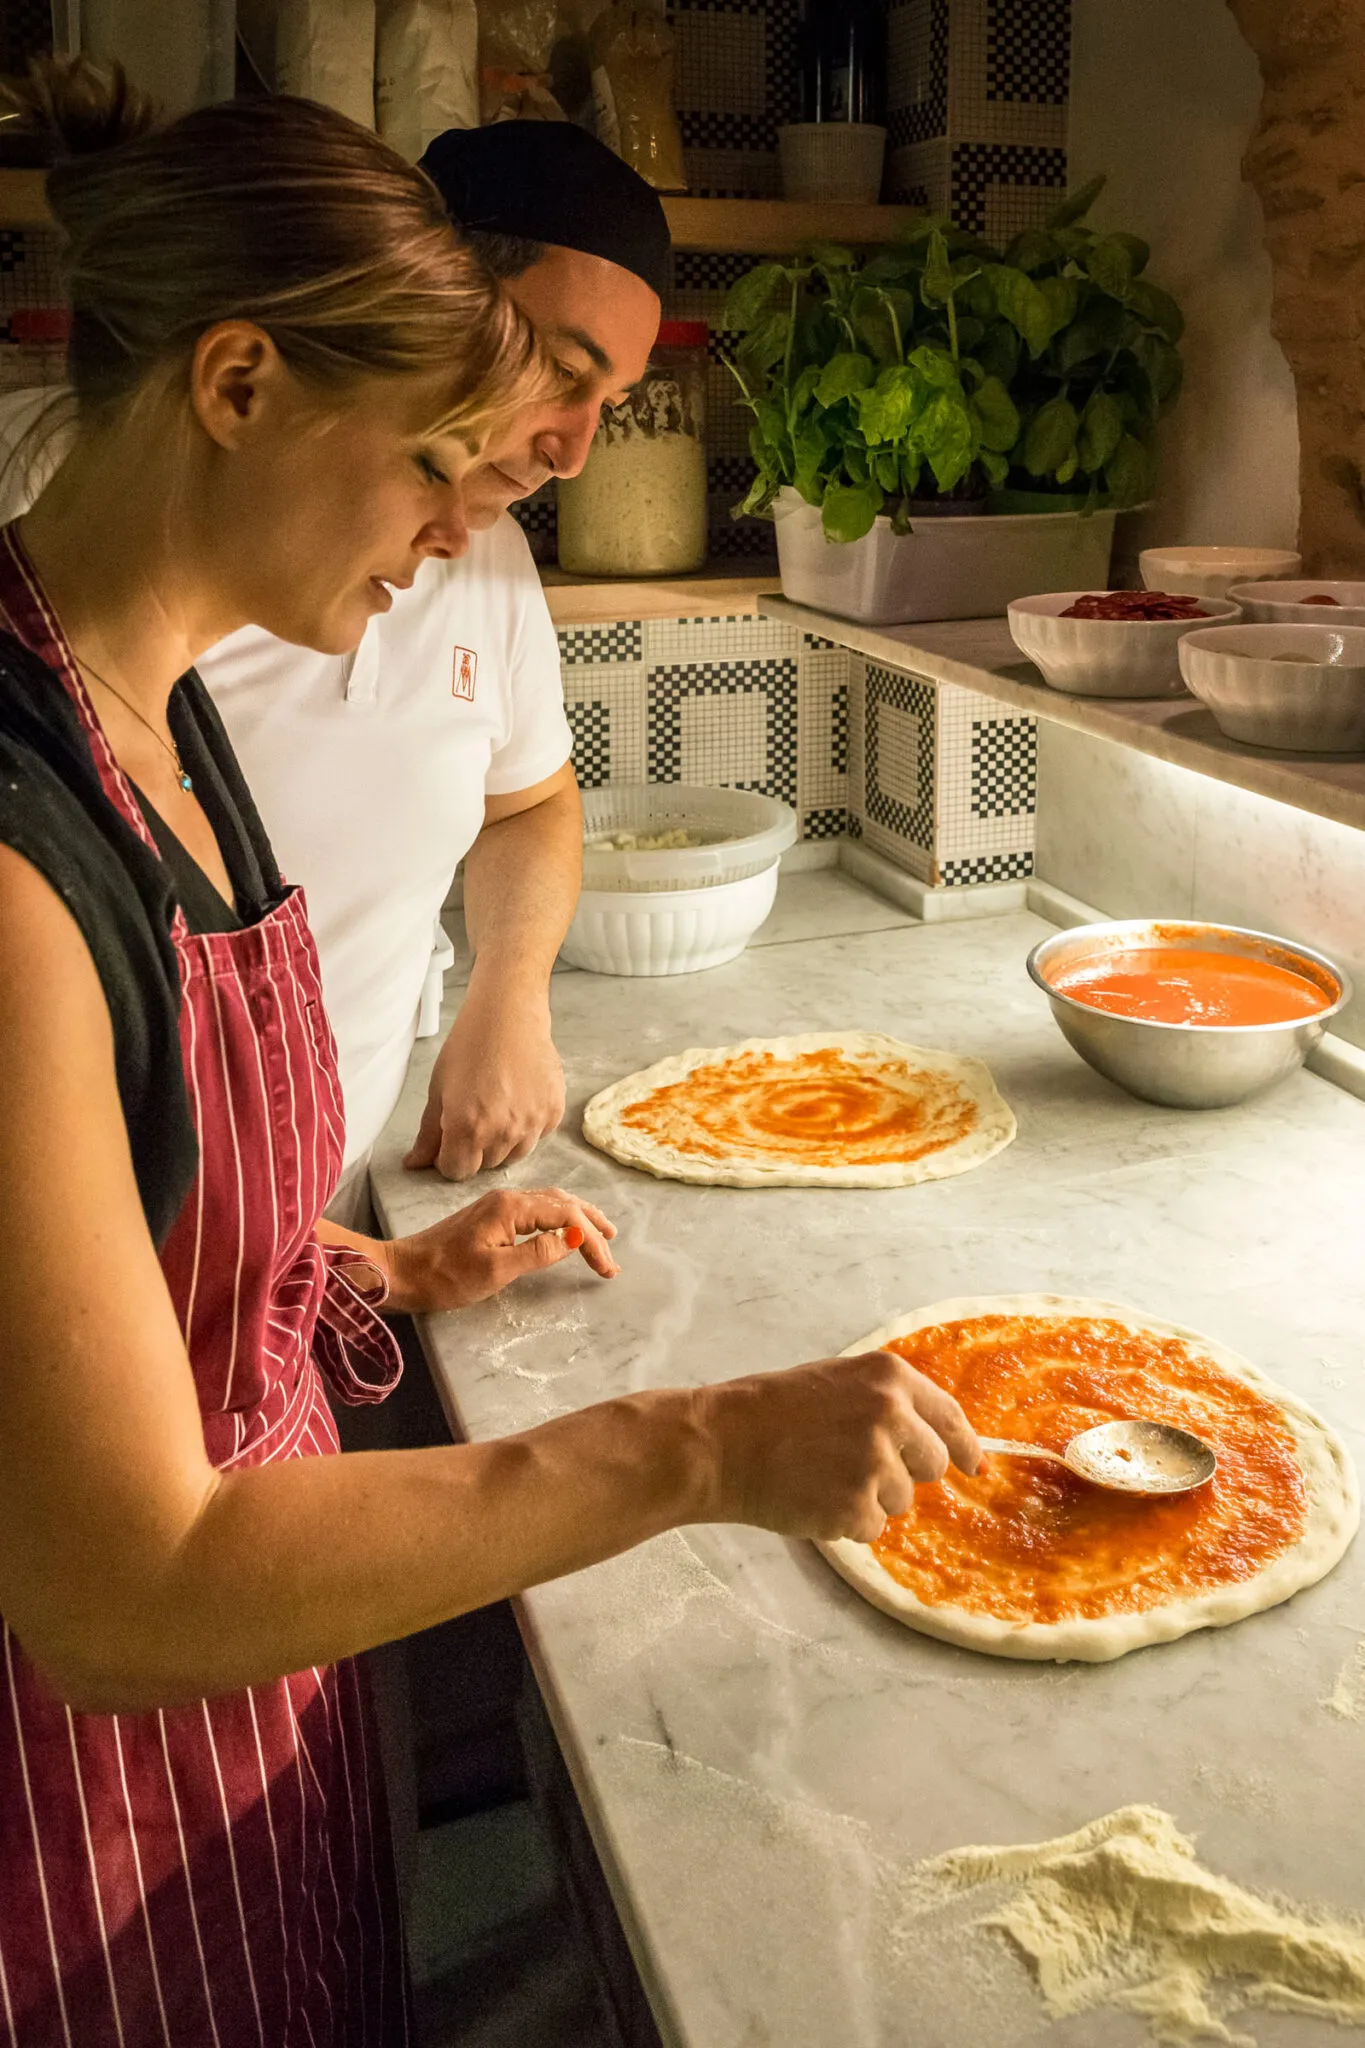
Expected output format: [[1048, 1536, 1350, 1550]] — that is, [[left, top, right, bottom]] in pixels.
[[313, 1245, 404, 1406]]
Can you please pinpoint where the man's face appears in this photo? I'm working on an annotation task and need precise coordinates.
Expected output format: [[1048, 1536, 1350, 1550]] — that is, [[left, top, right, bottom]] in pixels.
[[461, 243, 661, 528]]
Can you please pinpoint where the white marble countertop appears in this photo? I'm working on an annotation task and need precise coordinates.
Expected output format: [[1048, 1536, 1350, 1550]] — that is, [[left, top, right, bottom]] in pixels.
[[372, 872, 1365, 2048], [759, 597, 1365, 838]]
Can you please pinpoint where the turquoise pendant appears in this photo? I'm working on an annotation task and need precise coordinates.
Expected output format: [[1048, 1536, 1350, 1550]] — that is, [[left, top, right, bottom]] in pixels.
[[179, 770, 193, 792]]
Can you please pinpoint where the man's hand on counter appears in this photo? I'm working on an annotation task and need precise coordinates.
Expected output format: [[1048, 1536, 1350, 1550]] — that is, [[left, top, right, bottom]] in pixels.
[[404, 983, 566, 1181], [691, 1350, 982, 1543]]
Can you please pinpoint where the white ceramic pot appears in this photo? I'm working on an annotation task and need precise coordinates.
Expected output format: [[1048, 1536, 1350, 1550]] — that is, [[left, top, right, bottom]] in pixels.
[[1178, 623, 1365, 753], [1008, 592, 1239, 698], [560, 862, 780, 976], [773, 488, 1117, 626], [778, 123, 886, 203], [1138, 545, 1301, 599]]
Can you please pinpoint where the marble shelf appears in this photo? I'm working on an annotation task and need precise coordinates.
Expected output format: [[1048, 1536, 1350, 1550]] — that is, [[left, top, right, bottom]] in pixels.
[[761, 596, 1365, 838], [372, 872, 1365, 2048]]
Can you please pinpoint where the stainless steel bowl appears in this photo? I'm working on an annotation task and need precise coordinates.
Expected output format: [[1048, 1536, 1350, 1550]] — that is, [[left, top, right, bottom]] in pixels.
[[1027, 920, 1351, 1109]]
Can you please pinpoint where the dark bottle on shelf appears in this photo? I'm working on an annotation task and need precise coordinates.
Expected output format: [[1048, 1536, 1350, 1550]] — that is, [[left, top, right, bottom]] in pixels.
[[797, 0, 887, 125]]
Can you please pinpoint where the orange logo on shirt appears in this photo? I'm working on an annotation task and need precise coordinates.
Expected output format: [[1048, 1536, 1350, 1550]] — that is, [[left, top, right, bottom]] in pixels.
[[452, 646, 478, 700]]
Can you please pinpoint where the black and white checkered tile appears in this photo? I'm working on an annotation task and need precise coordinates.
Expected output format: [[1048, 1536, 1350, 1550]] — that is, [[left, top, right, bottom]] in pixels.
[[987, 0, 1070, 104], [831, 683, 850, 775], [710, 518, 780, 559], [971, 717, 1037, 817], [647, 658, 799, 807], [802, 805, 848, 840], [707, 453, 757, 495], [568, 702, 613, 788], [509, 489, 557, 562], [887, 0, 949, 147], [557, 622, 643, 667], [764, 0, 802, 131], [940, 850, 1033, 886], [865, 664, 936, 850], [1, 0, 49, 71], [671, 250, 767, 294], [951, 142, 1068, 234], [680, 109, 772, 153]]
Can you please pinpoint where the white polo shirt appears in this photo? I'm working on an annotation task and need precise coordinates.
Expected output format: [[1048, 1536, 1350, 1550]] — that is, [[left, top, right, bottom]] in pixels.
[[0, 390, 574, 1164]]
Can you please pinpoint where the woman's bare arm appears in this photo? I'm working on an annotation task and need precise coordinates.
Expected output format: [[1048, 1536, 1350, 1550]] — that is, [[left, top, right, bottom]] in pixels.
[[0, 845, 978, 1715]]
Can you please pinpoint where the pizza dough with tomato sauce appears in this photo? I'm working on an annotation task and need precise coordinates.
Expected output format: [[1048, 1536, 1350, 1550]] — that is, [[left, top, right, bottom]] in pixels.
[[581, 1032, 1016, 1188], [819, 1295, 1357, 1662]]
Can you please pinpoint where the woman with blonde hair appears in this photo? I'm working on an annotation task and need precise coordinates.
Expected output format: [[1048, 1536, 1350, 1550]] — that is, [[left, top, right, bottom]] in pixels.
[[0, 61, 978, 2045]]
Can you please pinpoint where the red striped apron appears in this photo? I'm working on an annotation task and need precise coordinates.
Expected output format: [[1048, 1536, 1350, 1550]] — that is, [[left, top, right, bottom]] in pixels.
[[0, 530, 411, 2046]]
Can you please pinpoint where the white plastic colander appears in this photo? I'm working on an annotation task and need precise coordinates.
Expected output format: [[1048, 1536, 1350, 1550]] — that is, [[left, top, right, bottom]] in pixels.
[[580, 784, 797, 893]]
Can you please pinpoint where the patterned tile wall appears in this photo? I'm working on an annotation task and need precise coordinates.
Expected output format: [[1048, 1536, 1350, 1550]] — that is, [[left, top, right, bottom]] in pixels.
[[845, 655, 1036, 884], [558, 618, 1037, 882], [887, 0, 1070, 239], [0, 229, 67, 394], [515, 0, 1070, 565], [558, 615, 849, 841]]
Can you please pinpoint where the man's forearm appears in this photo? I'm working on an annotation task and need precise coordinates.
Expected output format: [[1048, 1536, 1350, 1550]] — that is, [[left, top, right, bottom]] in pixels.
[[461, 775, 582, 994]]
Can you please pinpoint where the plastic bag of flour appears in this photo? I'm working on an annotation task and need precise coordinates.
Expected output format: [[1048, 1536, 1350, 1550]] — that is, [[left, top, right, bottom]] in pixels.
[[478, 0, 570, 123], [274, 0, 377, 129], [376, 0, 479, 160]]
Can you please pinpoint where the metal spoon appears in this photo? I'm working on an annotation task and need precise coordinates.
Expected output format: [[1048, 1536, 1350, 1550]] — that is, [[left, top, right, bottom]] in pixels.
[[976, 1420, 1217, 1496]]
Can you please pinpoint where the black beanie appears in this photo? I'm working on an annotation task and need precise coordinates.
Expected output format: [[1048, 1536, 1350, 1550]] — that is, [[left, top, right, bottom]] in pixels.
[[419, 123, 671, 300]]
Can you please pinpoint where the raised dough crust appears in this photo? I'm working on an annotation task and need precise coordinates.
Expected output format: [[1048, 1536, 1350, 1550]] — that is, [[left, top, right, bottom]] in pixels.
[[818, 1294, 1359, 1662], [581, 1032, 1016, 1189]]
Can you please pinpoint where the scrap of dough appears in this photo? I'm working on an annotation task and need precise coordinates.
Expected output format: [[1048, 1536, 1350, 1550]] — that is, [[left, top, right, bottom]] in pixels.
[[900, 1803, 1365, 2046], [581, 1031, 1016, 1189], [819, 1295, 1358, 1662]]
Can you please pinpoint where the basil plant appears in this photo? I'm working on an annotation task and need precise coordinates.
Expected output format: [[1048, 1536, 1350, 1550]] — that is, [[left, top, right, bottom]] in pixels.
[[724, 176, 1185, 543]]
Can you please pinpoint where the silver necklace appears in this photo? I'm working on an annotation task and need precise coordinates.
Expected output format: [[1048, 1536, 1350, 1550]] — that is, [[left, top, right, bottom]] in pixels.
[[75, 654, 194, 793]]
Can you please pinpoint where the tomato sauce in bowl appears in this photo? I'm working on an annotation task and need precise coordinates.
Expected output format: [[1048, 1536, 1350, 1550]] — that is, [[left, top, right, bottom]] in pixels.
[[1049, 947, 1331, 1028]]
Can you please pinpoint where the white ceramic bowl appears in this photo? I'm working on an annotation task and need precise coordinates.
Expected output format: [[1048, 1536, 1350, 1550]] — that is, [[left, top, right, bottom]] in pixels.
[[581, 784, 796, 893], [1138, 545, 1301, 599], [1007, 592, 1239, 699], [560, 862, 779, 976], [1178, 624, 1365, 753], [1226, 579, 1365, 628]]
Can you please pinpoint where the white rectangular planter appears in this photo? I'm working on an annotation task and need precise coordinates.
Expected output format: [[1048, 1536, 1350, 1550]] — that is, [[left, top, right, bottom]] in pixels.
[[772, 486, 1117, 626]]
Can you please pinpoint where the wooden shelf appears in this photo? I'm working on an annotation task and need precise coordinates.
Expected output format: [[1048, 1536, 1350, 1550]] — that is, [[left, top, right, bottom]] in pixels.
[[540, 562, 780, 624], [662, 197, 922, 253], [0, 169, 54, 226], [0, 173, 922, 254]]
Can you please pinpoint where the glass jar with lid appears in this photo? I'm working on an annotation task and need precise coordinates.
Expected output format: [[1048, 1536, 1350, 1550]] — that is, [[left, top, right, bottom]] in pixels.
[[556, 320, 709, 577]]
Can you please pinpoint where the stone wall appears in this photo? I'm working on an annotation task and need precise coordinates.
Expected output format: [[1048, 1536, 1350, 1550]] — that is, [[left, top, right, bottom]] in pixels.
[[1229, 0, 1365, 573]]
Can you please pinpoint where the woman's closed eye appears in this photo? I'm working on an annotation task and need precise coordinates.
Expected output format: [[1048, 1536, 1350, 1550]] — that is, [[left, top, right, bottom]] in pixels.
[[415, 451, 450, 487]]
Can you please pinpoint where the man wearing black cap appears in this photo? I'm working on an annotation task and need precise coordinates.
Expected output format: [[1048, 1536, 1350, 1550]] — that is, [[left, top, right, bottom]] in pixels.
[[0, 123, 669, 1220]]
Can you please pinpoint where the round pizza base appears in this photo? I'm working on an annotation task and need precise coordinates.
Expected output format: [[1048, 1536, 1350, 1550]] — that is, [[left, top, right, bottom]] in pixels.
[[818, 1294, 1359, 1663], [581, 1032, 1016, 1189]]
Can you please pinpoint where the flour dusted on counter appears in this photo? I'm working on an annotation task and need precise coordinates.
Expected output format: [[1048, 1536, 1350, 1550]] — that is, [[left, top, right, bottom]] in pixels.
[[899, 1803, 1365, 2044], [1322, 1634, 1365, 1720]]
